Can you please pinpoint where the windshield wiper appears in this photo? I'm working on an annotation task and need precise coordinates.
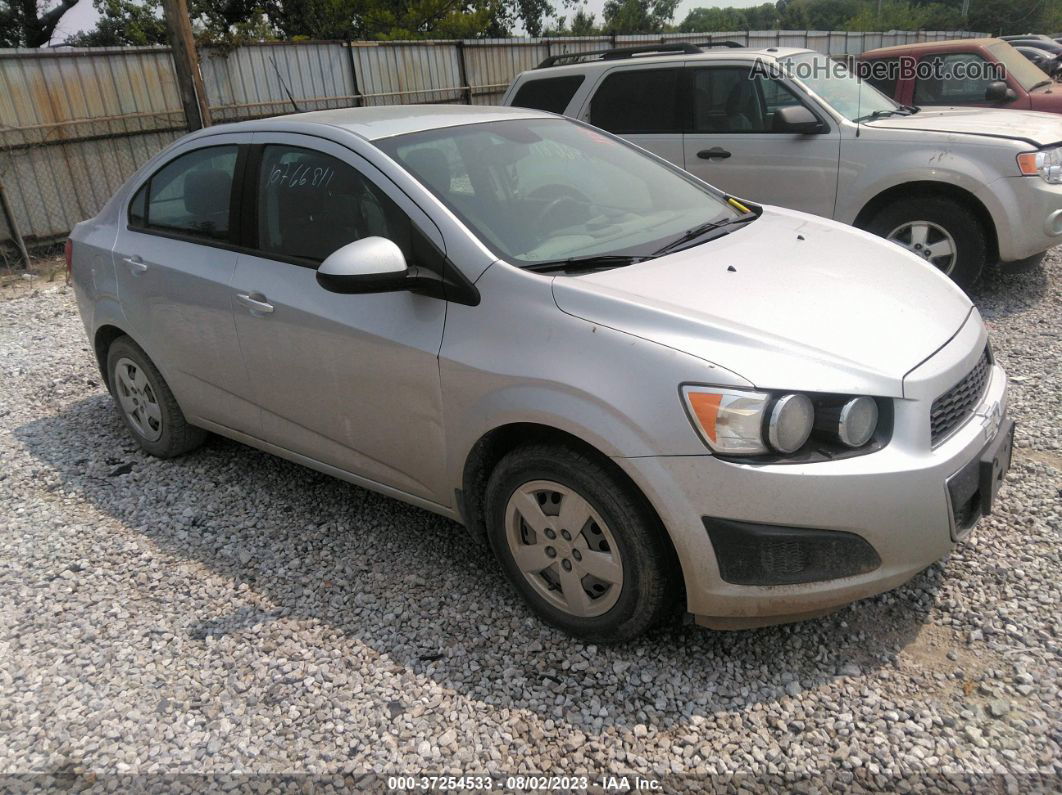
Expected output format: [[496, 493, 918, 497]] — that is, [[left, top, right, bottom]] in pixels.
[[853, 108, 911, 123], [1031, 80, 1053, 91], [523, 254, 649, 274], [652, 214, 757, 256]]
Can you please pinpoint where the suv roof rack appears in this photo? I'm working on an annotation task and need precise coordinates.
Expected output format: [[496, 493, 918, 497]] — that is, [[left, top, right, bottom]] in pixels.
[[536, 39, 743, 69]]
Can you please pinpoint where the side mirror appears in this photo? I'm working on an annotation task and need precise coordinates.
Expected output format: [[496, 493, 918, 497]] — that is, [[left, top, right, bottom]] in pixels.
[[772, 105, 825, 135], [316, 237, 410, 294], [985, 81, 1017, 103]]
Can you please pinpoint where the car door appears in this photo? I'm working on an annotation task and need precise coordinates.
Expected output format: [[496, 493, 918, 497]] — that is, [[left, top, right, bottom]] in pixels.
[[113, 136, 259, 434], [682, 64, 841, 219], [582, 65, 686, 169], [231, 133, 449, 504]]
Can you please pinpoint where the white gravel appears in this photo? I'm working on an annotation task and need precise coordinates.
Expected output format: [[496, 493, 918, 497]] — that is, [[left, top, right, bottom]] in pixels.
[[0, 254, 1059, 791]]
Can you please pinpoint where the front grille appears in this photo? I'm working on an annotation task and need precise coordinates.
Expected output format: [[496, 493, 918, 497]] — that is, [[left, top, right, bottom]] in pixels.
[[931, 347, 990, 445]]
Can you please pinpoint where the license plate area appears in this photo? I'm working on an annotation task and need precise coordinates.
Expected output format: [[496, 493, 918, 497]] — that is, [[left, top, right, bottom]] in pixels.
[[978, 418, 1014, 515], [945, 418, 1015, 541]]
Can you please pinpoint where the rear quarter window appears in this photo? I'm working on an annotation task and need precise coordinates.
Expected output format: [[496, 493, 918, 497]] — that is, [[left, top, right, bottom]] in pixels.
[[511, 76, 585, 114]]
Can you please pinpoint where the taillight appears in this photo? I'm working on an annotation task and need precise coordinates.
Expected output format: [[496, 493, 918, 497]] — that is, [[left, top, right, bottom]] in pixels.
[[64, 239, 73, 275]]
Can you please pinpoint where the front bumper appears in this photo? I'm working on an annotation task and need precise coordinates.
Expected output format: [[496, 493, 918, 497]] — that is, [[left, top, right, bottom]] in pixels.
[[984, 175, 1062, 263], [616, 332, 1010, 629]]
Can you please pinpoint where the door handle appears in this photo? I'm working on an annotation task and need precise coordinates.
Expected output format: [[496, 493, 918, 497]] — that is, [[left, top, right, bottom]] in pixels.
[[122, 255, 148, 274], [236, 292, 275, 314], [697, 147, 732, 160]]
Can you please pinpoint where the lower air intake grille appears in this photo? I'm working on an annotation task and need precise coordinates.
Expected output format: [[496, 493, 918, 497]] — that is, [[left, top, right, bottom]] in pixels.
[[931, 348, 990, 446]]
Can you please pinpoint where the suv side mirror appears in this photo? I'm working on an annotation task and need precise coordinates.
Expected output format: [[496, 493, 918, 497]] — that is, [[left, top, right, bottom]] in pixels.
[[316, 237, 410, 294], [772, 105, 825, 135], [985, 81, 1017, 103]]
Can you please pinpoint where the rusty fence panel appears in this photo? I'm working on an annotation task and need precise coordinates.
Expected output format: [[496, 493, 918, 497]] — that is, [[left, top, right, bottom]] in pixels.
[[202, 41, 357, 121], [1, 30, 986, 252], [0, 46, 186, 252]]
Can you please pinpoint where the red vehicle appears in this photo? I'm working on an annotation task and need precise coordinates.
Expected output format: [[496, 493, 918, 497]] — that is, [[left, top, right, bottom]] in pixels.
[[857, 38, 1062, 114]]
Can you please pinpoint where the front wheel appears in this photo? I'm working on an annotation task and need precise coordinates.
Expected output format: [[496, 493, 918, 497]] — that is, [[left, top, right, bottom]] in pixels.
[[484, 444, 677, 643], [866, 196, 987, 290]]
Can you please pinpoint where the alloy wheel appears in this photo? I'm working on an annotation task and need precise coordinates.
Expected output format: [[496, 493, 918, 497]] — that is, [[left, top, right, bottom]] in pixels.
[[886, 220, 958, 275]]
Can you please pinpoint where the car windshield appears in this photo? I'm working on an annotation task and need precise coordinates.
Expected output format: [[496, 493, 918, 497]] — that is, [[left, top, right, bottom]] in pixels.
[[780, 51, 900, 121], [375, 118, 739, 267], [988, 41, 1051, 90]]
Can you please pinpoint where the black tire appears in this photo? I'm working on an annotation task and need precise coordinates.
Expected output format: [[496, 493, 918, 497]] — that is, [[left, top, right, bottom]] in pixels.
[[865, 195, 987, 290], [484, 443, 678, 643], [105, 336, 206, 458]]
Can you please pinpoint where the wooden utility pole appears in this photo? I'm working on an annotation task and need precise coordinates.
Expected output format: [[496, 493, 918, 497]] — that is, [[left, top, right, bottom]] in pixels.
[[161, 0, 211, 130]]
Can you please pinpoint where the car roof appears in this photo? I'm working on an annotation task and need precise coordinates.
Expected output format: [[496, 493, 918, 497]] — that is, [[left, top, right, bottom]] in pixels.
[[526, 46, 814, 76], [211, 104, 552, 141], [860, 37, 1004, 58]]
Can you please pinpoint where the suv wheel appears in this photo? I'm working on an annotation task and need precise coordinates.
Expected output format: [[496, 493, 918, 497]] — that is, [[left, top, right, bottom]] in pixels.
[[867, 196, 986, 289], [484, 443, 677, 643], [106, 336, 206, 458]]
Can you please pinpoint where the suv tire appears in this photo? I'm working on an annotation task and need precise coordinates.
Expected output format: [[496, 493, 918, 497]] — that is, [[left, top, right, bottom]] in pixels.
[[484, 443, 677, 643]]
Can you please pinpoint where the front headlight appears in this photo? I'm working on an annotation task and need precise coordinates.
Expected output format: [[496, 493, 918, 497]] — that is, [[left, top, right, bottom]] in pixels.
[[815, 395, 879, 448], [1018, 147, 1062, 183], [682, 386, 882, 458], [766, 394, 814, 453], [682, 387, 772, 455]]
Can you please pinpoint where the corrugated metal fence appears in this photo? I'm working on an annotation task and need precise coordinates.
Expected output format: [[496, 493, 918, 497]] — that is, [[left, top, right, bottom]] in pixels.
[[0, 29, 982, 254]]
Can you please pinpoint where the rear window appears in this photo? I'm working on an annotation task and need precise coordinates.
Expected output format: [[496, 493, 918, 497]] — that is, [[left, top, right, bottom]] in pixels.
[[589, 68, 683, 134], [511, 76, 584, 114]]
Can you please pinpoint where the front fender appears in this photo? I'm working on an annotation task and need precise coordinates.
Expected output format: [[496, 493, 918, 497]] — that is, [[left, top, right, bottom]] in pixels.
[[837, 138, 1008, 231]]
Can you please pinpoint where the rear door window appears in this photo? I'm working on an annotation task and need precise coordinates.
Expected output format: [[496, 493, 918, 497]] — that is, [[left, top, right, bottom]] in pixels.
[[130, 145, 239, 241], [589, 68, 683, 134], [511, 76, 585, 114]]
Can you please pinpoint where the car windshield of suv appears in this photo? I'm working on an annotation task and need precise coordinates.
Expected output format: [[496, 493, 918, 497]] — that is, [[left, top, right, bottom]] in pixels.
[[780, 52, 900, 122], [375, 118, 740, 267], [988, 41, 1051, 90]]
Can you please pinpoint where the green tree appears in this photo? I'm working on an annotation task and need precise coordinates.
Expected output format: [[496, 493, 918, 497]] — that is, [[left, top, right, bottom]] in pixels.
[[65, 0, 168, 45], [601, 0, 679, 33], [966, 0, 1049, 36], [678, 6, 745, 31], [64, 0, 561, 44], [744, 2, 778, 28], [1, 0, 80, 46], [843, 1, 961, 32], [570, 4, 596, 33]]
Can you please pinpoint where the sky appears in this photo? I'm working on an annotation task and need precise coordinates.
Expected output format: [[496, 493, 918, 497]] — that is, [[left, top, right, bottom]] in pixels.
[[46, 0, 770, 45]]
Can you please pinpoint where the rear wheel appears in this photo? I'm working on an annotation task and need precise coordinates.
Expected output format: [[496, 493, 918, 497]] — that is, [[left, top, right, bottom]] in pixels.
[[866, 196, 987, 290], [106, 336, 205, 458], [484, 443, 677, 643]]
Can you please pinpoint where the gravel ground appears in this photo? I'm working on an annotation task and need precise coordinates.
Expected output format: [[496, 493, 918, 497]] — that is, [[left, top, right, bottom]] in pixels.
[[0, 255, 1059, 792]]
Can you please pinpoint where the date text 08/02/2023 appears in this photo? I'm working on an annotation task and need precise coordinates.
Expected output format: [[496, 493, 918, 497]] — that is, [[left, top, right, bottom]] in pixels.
[[386, 775, 662, 791]]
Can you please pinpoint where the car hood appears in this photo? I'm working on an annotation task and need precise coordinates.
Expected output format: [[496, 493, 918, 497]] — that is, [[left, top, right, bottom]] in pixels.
[[866, 107, 1062, 146], [550, 208, 972, 398]]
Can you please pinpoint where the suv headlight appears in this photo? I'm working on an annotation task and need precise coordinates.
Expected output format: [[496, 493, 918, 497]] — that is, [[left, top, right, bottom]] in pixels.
[[1018, 147, 1062, 183], [681, 386, 883, 458]]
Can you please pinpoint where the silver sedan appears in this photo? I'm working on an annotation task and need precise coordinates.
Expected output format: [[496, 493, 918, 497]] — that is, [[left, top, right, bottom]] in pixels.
[[68, 106, 1012, 641]]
